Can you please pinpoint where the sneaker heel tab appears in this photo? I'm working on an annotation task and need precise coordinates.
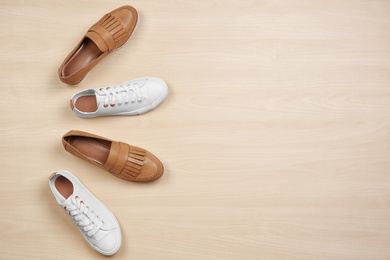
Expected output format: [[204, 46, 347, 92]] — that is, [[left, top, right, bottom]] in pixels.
[[48, 172, 57, 180]]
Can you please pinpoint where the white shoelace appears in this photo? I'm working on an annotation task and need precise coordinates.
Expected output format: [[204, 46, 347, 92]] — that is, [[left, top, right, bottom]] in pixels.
[[63, 195, 104, 237], [100, 83, 142, 108]]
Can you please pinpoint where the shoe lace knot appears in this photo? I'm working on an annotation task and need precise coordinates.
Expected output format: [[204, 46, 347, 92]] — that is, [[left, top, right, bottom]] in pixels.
[[63, 195, 103, 237], [100, 83, 142, 108]]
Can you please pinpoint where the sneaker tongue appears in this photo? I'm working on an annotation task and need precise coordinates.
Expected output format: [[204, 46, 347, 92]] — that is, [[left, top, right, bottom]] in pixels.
[[94, 89, 106, 108], [64, 196, 73, 204], [59, 195, 73, 206]]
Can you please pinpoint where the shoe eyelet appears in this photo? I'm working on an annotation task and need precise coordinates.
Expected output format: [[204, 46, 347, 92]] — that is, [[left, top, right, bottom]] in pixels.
[[103, 104, 108, 108], [110, 104, 115, 107]]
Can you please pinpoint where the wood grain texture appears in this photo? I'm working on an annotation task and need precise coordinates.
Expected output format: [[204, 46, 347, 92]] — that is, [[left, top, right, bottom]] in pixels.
[[0, 0, 389, 259]]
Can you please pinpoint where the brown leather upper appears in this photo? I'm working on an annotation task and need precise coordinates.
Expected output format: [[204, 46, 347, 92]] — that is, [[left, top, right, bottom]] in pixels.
[[58, 6, 138, 85], [62, 130, 164, 182]]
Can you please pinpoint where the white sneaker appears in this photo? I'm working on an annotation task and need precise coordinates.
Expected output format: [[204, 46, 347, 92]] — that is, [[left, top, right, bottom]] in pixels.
[[70, 77, 168, 118], [49, 170, 122, 255]]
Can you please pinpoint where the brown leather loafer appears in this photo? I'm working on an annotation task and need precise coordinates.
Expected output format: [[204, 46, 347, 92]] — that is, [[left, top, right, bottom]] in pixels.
[[62, 130, 164, 182], [58, 6, 138, 85]]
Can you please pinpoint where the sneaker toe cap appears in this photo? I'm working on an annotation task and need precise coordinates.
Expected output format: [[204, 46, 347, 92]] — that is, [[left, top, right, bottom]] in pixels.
[[146, 77, 168, 105], [95, 230, 121, 255]]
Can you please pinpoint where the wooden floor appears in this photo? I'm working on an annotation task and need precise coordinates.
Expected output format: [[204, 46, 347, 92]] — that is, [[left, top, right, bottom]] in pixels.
[[1, 0, 389, 259]]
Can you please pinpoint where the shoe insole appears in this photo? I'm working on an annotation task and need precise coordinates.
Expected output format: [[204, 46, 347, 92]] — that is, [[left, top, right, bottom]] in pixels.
[[62, 38, 102, 77], [74, 95, 98, 112], [68, 136, 111, 166], [55, 176, 73, 199]]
